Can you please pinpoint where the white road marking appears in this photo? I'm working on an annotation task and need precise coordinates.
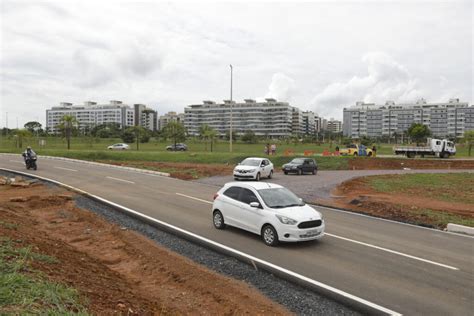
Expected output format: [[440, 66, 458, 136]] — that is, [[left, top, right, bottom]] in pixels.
[[176, 193, 459, 271], [176, 193, 213, 204], [1, 168, 400, 316], [54, 166, 78, 172], [314, 204, 474, 239], [9, 160, 23, 164], [326, 233, 459, 271], [106, 176, 135, 184]]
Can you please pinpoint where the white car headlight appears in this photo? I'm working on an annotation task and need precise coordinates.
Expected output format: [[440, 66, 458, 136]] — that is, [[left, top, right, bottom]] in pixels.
[[248, 169, 256, 173], [275, 215, 297, 225]]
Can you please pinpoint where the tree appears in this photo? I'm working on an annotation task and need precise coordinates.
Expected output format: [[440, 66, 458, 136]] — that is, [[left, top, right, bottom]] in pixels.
[[464, 130, 474, 156], [24, 121, 42, 134], [13, 129, 32, 148], [125, 126, 148, 150], [241, 130, 257, 144], [199, 124, 218, 151], [162, 121, 186, 148], [407, 123, 431, 145], [58, 115, 78, 150], [225, 130, 237, 141], [121, 129, 135, 143]]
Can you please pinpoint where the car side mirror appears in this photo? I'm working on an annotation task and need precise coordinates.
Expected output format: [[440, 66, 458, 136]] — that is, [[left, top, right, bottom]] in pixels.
[[299, 198, 303, 202], [249, 202, 260, 208]]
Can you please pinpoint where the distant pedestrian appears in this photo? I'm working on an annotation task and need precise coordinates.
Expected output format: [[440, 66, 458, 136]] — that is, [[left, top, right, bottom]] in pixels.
[[265, 143, 270, 155], [335, 145, 340, 152], [271, 144, 276, 155], [372, 145, 377, 157]]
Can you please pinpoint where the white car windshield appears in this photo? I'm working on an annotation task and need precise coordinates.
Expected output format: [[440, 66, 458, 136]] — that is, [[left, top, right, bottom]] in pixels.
[[258, 188, 305, 208], [241, 159, 261, 166]]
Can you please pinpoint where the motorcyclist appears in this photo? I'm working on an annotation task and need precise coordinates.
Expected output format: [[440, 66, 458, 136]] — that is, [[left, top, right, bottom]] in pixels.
[[22, 146, 36, 159], [22, 146, 37, 169]]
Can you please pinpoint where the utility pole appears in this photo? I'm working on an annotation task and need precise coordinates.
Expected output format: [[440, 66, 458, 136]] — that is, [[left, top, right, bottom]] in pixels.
[[229, 64, 233, 153]]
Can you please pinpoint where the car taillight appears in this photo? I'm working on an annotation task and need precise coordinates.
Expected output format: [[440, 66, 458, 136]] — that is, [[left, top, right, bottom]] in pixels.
[[213, 193, 219, 200]]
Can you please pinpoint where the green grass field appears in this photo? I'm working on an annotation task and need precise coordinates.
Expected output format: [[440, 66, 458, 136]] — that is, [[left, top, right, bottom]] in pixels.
[[366, 173, 474, 204], [0, 136, 470, 172], [0, 236, 89, 314], [363, 173, 474, 227], [1, 136, 470, 156]]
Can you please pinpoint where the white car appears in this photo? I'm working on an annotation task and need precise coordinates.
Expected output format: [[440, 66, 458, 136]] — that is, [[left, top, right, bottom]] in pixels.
[[107, 143, 130, 150], [233, 157, 274, 181], [212, 182, 325, 246]]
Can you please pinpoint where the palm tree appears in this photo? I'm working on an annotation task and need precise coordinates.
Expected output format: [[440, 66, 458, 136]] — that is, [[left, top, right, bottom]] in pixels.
[[13, 129, 32, 149], [199, 124, 211, 151], [59, 115, 78, 150]]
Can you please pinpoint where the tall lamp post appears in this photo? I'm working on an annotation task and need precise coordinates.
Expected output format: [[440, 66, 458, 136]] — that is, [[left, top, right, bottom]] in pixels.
[[229, 64, 233, 152]]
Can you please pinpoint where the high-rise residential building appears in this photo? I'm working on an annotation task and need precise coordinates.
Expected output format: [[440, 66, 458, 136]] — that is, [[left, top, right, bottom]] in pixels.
[[291, 107, 304, 135], [327, 118, 343, 133], [184, 98, 295, 137], [343, 98, 473, 138], [301, 111, 317, 135], [134, 104, 158, 131], [158, 111, 185, 130], [46, 100, 157, 133]]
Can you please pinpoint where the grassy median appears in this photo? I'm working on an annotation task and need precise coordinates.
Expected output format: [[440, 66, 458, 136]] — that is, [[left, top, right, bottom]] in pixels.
[[357, 173, 474, 228]]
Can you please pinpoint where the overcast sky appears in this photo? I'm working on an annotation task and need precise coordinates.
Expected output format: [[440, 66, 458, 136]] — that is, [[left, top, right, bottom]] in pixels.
[[1, 0, 472, 128]]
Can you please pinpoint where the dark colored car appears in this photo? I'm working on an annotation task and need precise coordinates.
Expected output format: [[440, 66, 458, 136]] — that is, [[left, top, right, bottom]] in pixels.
[[282, 158, 317, 175], [166, 143, 188, 151]]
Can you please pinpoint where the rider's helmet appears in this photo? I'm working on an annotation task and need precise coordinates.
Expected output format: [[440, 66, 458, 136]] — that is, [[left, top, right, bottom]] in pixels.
[[26, 146, 31, 151]]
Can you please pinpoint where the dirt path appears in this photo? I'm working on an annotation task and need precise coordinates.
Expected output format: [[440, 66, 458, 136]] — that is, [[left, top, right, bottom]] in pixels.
[[0, 181, 289, 315]]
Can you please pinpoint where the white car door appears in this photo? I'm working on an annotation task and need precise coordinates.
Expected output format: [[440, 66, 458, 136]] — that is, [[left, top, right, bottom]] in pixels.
[[236, 188, 264, 234], [220, 186, 244, 228], [264, 159, 273, 176]]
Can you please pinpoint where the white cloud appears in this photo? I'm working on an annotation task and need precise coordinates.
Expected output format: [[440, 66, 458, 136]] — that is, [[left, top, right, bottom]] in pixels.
[[0, 1, 471, 127], [310, 52, 423, 118], [265, 73, 296, 102]]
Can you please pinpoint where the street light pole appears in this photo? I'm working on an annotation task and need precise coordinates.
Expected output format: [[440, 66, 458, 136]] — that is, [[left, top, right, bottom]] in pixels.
[[229, 64, 233, 153]]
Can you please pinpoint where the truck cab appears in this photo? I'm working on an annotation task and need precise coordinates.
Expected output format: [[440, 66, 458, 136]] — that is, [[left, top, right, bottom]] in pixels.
[[429, 139, 456, 158]]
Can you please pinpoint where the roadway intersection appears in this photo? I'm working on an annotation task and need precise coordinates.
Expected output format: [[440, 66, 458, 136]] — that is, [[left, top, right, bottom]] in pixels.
[[1, 156, 472, 315]]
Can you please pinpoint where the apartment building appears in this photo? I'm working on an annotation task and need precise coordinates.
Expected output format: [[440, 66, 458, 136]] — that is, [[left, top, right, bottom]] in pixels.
[[184, 98, 295, 137], [46, 101, 157, 133], [158, 111, 185, 130], [301, 111, 320, 135], [326, 119, 343, 133], [343, 98, 473, 138]]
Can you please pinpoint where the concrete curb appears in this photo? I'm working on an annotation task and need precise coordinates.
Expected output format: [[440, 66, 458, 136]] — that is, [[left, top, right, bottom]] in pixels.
[[447, 223, 474, 236], [0, 153, 170, 177], [1, 167, 400, 316]]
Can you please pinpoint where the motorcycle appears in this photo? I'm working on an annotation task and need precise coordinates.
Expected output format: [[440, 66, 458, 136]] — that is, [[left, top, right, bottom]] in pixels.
[[22, 153, 38, 170]]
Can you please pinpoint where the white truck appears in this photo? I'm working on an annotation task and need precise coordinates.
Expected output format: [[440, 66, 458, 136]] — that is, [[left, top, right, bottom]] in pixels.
[[393, 138, 456, 158]]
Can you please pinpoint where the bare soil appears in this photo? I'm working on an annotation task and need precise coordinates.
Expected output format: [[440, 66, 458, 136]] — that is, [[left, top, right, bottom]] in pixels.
[[0, 182, 289, 315], [328, 177, 474, 229], [100, 161, 234, 180], [348, 158, 474, 170], [99, 159, 474, 181]]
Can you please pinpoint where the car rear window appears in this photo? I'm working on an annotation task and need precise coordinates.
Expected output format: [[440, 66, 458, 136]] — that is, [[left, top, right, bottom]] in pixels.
[[223, 186, 241, 200]]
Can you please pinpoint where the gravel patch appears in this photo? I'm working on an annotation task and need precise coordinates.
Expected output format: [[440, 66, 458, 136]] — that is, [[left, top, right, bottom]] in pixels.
[[0, 170, 358, 315]]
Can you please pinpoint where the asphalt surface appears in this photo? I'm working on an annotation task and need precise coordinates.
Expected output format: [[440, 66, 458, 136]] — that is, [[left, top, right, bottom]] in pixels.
[[195, 169, 474, 202], [1, 156, 473, 315]]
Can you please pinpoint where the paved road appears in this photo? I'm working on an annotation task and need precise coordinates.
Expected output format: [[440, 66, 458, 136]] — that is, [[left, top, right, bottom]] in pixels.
[[195, 169, 474, 202], [1, 156, 473, 315]]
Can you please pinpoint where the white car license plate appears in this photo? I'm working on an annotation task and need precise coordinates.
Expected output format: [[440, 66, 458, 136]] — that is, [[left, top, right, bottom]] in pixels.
[[300, 230, 320, 238]]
